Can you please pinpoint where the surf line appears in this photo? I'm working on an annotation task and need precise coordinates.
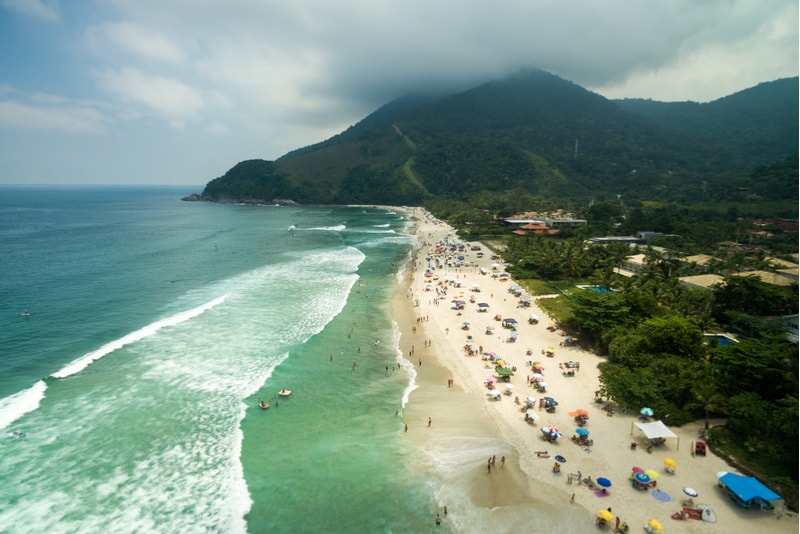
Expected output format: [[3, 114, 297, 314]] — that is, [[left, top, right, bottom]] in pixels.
[[50, 295, 228, 380]]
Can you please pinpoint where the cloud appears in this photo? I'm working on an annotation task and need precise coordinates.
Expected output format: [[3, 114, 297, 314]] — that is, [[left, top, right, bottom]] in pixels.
[[0, 0, 796, 185], [1, 0, 59, 21], [0, 100, 105, 132], [95, 67, 207, 129], [96, 22, 187, 64]]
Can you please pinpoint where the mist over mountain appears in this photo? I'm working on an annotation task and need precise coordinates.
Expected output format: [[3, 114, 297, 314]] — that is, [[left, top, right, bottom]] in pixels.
[[199, 70, 798, 206]]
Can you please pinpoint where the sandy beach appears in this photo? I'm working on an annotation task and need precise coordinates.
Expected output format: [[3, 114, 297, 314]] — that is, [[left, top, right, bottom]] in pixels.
[[393, 207, 797, 533]]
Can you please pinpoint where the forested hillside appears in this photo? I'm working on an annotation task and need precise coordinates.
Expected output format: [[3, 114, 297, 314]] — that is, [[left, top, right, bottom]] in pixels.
[[198, 70, 798, 208]]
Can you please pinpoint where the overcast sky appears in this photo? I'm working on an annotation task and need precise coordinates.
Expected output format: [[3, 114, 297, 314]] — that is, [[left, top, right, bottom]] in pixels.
[[0, 0, 796, 186]]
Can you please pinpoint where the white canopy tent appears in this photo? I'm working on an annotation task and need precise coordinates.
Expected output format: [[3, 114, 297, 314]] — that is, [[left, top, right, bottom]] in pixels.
[[631, 420, 680, 450]]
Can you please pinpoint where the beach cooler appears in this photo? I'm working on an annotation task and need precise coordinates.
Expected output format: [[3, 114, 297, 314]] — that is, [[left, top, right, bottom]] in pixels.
[[694, 441, 707, 456]]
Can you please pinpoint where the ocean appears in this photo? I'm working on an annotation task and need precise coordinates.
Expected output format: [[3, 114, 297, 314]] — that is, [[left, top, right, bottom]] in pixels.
[[0, 187, 438, 533]]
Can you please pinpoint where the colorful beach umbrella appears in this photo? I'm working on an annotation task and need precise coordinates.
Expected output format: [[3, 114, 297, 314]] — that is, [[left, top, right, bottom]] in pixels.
[[575, 427, 590, 437], [648, 518, 664, 531], [663, 458, 676, 468], [634, 472, 651, 484], [597, 509, 614, 522], [644, 469, 659, 480], [568, 409, 589, 417], [596, 477, 612, 488], [632, 466, 645, 473], [640, 407, 654, 417]]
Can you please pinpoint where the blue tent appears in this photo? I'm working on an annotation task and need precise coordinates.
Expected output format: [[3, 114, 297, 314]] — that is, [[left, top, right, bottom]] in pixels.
[[718, 472, 782, 508]]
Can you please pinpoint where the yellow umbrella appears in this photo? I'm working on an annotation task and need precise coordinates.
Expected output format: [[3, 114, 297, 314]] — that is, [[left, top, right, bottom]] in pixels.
[[663, 458, 677, 468], [648, 518, 664, 531], [644, 469, 659, 480], [597, 509, 614, 522]]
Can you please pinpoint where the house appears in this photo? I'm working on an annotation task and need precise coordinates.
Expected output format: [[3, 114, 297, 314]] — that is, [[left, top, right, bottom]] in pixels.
[[730, 270, 797, 287], [679, 274, 726, 290]]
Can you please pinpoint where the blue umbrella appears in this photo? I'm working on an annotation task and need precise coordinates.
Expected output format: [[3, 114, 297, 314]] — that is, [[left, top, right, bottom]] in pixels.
[[575, 427, 590, 437], [640, 407, 654, 417], [596, 477, 612, 488], [555, 455, 566, 463], [634, 472, 651, 484]]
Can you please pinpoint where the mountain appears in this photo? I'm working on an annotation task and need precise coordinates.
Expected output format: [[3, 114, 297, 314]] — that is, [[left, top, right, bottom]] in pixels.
[[199, 70, 798, 206]]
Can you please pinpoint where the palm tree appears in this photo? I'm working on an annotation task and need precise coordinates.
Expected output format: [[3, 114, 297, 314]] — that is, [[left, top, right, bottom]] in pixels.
[[686, 382, 727, 431]]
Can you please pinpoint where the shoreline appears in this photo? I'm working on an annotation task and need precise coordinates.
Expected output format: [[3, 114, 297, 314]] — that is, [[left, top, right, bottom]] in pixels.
[[392, 207, 797, 533]]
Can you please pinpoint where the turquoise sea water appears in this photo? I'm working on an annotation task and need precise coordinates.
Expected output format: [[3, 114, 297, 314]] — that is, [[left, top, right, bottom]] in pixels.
[[0, 187, 437, 533]]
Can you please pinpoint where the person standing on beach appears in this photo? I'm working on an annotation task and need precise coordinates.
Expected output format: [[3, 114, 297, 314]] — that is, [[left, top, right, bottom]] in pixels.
[[428, 417, 432, 427]]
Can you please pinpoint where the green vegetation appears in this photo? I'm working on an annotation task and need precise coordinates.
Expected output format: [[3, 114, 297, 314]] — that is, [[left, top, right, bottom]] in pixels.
[[198, 70, 798, 209], [197, 68, 799, 507]]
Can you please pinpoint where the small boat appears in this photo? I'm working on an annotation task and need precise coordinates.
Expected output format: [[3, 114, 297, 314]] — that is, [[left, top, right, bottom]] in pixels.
[[278, 389, 292, 397], [258, 401, 270, 410]]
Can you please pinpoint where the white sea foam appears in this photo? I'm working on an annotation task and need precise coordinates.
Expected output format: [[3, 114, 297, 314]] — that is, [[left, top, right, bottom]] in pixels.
[[50, 295, 227, 379], [0, 379, 46, 431], [302, 224, 346, 231], [393, 320, 418, 409], [373, 223, 390, 228]]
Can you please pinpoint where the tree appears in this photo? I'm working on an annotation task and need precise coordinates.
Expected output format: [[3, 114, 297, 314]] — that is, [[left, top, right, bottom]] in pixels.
[[685, 382, 727, 430]]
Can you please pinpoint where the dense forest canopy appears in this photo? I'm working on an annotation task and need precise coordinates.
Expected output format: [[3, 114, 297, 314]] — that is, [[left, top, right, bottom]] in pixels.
[[198, 70, 798, 212]]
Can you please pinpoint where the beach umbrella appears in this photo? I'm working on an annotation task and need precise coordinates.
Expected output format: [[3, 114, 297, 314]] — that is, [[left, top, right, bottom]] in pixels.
[[568, 409, 589, 417], [488, 390, 501, 398], [632, 466, 645, 473], [644, 469, 659, 480], [663, 458, 676, 468], [647, 519, 663, 531], [505, 384, 514, 391], [531, 372, 543, 379], [478, 302, 489, 308], [640, 407, 654, 417], [596, 477, 612, 488], [597, 509, 614, 522], [634, 472, 651, 484], [537, 381, 549, 389], [555, 455, 566, 463], [546, 346, 555, 353], [543, 397, 557, 406], [485, 376, 497, 383], [526, 409, 540, 420], [575, 427, 590, 437], [683, 487, 698, 497]]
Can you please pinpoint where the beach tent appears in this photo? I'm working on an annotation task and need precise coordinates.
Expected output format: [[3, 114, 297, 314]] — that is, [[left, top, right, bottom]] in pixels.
[[632, 420, 679, 450], [717, 472, 782, 508]]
